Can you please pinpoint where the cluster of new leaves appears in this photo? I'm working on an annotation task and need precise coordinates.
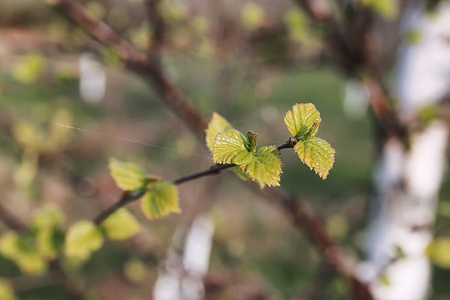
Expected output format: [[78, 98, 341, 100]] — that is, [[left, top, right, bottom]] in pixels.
[[0, 205, 141, 274], [109, 158, 180, 220], [206, 103, 335, 187]]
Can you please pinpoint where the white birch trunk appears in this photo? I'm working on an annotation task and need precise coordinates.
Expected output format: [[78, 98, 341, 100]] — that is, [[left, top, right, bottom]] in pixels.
[[360, 2, 450, 300]]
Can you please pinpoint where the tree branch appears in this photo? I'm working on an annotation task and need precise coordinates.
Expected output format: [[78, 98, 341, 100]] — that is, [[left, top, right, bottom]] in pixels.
[[48, 0, 208, 136], [46, 1, 373, 298]]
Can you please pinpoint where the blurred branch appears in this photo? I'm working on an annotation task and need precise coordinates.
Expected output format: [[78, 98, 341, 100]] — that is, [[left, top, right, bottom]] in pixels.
[[48, 0, 207, 136], [0, 202, 27, 232], [145, 0, 165, 63], [46, 1, 373, 298], [292, 0, 407, 145]]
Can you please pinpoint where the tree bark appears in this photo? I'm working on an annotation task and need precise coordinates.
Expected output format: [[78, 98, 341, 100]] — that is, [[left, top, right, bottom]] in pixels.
[[362, 2, 450, 299]]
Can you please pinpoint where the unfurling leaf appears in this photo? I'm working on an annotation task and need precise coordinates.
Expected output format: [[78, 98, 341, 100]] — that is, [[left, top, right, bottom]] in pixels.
[[205, 113, 233, 152], [240, 146, 282, 187], [109, 158, 161, 191], [65, 221, 103, 260], [213, 129, 254, 165], [295, 137, 335, 179], [141, 182, 180, 220], [213, 129, 281, 186], [101, 208, 141, 240], [284, 103, 321, 139]]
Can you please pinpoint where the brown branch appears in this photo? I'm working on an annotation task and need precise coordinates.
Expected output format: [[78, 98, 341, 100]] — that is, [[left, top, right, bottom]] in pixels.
[[48, 0, 207, 136], [46, 1, 373, 298]]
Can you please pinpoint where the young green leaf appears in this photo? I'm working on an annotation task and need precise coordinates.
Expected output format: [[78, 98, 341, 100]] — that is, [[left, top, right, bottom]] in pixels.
[[65, 221, 103, 260], [141, 182, 180, 220], [36, 228, 64, 260], [240, 146, 282, 187], [109, 158, 161, 191], [32, 205, 64, 230], [0, 279, 15, 300], [0, 232, 47, 275], [205, 113, 233, 152], [284, 103, 321, 139], [295, 137, 335, 179], [213, 129, 254, 165], [101, 208, 141, 241]]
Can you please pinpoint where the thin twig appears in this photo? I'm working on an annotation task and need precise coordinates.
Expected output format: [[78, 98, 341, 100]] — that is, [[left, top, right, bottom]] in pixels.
[[94, 139, 296, 223]]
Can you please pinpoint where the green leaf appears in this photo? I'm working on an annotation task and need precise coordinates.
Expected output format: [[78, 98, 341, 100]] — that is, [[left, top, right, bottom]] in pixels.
[[109, 158, 160, 191], [0, 232, 47, 275], [361, 0, 398, 19], [36, 228, 64, 259], [213, 129, 254, 165], [65, 221, 103, 260], [240, 146, 282, 187], [101, 208, 141, 241], [241, 2, 265, 31], [284, 103, 321, 139], [295, 137, 335, 179], [141, 182, 180, 220], [0, 279, 15, 300], [427, 238, 450, 269], [205, 113, 233, 152], [13, 53, 45, 84], [32, 205, 64, 230]]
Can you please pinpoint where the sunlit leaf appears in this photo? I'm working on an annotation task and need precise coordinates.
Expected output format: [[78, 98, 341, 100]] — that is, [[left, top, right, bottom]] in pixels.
[[213, 129, 254, 165], [101, 208, 141, 241], [0, 279, 15, 300], [0, 232, 47, 275], [13, 53, 45, 84], [427, 238, 450, 269], [65, 221, 103, 260], [32, 205, 64, 230], [240, 146, 282, 187], [241, 2, 265, 31], [361, 0, 398, 19], [140, 182, 180, 220], [109, 158, 156, 191], [284, 103, 321, 139], [294, 137, 335, 179], [206, 113, 233, 152]]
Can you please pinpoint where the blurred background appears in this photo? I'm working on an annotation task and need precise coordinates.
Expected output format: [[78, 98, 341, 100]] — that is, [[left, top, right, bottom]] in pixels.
[[0, 0, 449, 299]]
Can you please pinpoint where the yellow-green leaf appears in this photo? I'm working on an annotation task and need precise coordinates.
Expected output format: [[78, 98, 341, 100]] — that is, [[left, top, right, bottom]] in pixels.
[[101, 208, 141, 241], [65, 221, 103, 260], [109, 158, 149, 191], [241, 2, 265, 31], [141, 182, 180, 220], [361, 0, 398, 20], [32, 205, 64, 230], [295, 137, 335, 179], [240, 146, 282, 187], [213, 129, 254, 165], [13, 53, 45, 84], [284, 103, 321, 139], [0, 279, 15, 300], [205, 113, 233, 152], [427, 238, 450, 269], [0, 232, 47, 275]]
